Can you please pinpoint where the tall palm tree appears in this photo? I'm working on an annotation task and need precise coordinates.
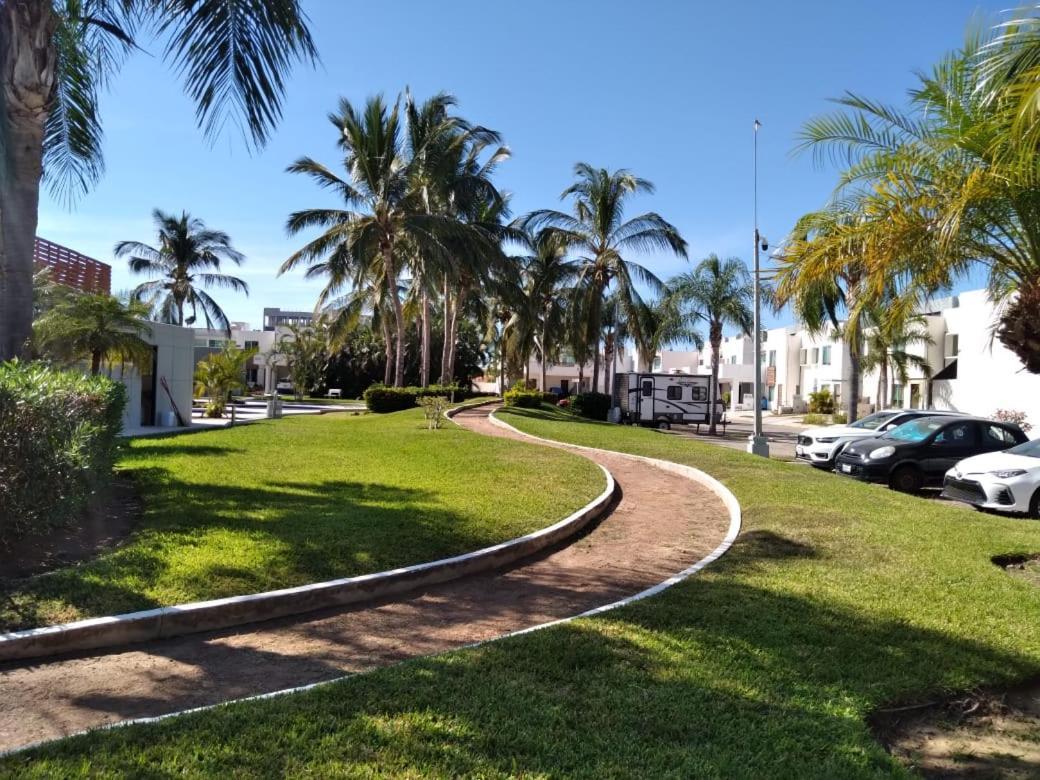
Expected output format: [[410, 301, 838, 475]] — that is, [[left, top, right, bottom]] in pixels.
[[521, 164, 688, 392], [34, 292, 152, 375], [0, 0, 316, 360], [668, 254, 753, 435], [795, 34, 1040, 374], [116, 210, 248, 333], [860, 307, 933, 409], [282, 93, 502, 387], [632, 294, 702, 373]]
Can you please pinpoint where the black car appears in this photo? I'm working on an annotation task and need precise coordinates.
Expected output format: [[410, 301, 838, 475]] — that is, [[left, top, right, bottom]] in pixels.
[[834, 416, 1028, 493]]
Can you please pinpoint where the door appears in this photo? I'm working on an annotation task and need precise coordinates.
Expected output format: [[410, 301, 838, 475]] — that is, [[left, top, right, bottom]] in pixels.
[[560, 379, 570, 396], [139, 346, 158, 426], [909, 383, 921, 409], [921, 421, 978, 481], [639, 377, 655, 422]]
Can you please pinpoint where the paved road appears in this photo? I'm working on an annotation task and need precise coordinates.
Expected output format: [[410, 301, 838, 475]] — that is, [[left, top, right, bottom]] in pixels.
[[0, 405, 729, 753]]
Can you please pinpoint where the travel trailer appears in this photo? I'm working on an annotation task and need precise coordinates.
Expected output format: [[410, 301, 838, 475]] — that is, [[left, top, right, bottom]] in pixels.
[[615, 372, 724, 428]]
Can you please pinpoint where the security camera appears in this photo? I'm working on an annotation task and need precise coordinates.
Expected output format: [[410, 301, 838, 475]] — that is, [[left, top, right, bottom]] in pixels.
[[760, 236, 769, 252]]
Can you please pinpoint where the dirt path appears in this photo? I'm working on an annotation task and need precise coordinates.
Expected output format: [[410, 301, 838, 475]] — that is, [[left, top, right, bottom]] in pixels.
[[0, 406, 729, 753]]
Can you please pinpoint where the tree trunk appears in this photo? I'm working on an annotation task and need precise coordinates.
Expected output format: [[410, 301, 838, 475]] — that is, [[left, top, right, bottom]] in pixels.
[[540, 324, 548, 392], [708, 322, 722, 436], [0, 1, 56, 360], [878, 360, 889, 409], [439, 274, 451, 384], [577, 362, 584, 393], [380, 316, 393, 386], [382, 244, 406, 387], [445, 282, 466, 384], [846, 337, 862, 423], [90, 350, 102, 376], [420, 291, 431, 387]]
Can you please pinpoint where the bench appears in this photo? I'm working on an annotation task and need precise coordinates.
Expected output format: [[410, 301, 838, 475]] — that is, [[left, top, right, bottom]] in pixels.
[[328, 388, 342, 398], [693, 414, 728, 436]]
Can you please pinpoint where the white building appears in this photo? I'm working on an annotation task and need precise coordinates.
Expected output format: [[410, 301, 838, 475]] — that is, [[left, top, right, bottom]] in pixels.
[[107, 321, 195, 432]]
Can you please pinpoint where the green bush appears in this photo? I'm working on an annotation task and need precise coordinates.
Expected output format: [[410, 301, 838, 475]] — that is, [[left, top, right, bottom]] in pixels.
[[0, 361, 127, 542], [503, 387, 543, 408], [808, 387, 835, 414], [831, 411, 848, 425], [571, 391, 611, 421], [801, 413, 828, 426], [363, 384, 418, 413]]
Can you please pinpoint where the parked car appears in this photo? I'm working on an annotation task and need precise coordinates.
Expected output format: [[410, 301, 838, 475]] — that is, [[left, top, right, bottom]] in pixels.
[[795, 408, 965, 469], [834, 416, 1028, 493], [942, 437, 1040, 517], [275, 380, 293, 394]]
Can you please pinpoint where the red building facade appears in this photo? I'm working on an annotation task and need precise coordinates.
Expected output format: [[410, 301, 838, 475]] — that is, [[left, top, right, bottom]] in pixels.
[[33, 237, 112, 294]]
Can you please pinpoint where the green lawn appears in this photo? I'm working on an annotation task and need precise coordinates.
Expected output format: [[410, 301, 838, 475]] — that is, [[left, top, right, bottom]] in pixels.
[[7, 405, 1040, 777], [0, 407, 602, 632]]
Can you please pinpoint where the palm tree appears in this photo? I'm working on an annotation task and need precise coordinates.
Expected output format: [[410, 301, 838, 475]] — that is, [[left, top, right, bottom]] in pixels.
[[0, 1, 316, 361], [632, 294, 702, 373], [521, 164, 688, 393], [282, 93, 502, 387], [860, 307, 933, 409], [668, 254, 753, 435], [195, 342, 256, 418], [116, 210, 249, 333], [795, 35, 1040, 374], [34, 292, 152, 375]]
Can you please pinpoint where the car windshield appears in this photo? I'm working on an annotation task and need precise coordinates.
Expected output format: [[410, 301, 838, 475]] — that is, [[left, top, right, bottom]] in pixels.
[[1006, 438, 1040, 458], [882, 418, 947, 443], [850, 411, 899, 430]]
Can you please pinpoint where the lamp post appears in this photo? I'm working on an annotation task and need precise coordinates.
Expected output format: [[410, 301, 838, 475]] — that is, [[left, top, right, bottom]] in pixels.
[[747, 119, 770, 458]]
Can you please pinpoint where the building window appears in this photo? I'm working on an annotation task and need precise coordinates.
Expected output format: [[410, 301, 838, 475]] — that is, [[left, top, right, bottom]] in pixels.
[[811, 347, 819, 364], [821, 346, 831, 365], [799, 349, 808, 365], [730, 355, 737, 365], [666, 385, 682, 400], [768, 350, 776, 367], [652, 356, 662, 372], [944, 333, 959, 367], [891, 384, 904, 405], [244, 340, 259, 350]]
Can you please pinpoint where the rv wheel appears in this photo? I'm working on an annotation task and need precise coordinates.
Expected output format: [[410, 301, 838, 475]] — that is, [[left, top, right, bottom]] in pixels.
[[657, 420, 671, 430]]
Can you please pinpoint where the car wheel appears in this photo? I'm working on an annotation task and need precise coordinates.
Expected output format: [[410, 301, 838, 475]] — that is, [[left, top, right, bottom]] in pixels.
[[889, 465, 924, 494], [1029, 489, 1040, 520]]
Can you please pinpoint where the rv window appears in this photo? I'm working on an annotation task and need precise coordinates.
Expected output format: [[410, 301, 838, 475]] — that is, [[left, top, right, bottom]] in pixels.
[[691, 386, 707, 401], [641, 380, 653, 397], [666, 385, 682, 400]]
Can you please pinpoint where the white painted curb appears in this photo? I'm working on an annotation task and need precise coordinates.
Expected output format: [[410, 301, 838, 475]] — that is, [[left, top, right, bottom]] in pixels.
[[0, 405, 741, 758], [0, 404, 614, 663]]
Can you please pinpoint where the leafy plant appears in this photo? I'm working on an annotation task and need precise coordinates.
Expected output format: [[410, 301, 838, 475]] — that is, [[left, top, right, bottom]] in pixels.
[[33, 292, 152, 374], [992, 409, 1033, 433], [418, 396, 450, 430], [571, 391, 612, 421], [0, 361, 126, 542], [801, 413, 829, 426], [194, 344, 255, 417], [808, 388, 835, 415], [503, 387, 543, 408], [364, 385, 418, 413]]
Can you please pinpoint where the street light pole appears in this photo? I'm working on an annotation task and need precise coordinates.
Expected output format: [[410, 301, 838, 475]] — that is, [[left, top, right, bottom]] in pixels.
[[748, 119, 770, 458]]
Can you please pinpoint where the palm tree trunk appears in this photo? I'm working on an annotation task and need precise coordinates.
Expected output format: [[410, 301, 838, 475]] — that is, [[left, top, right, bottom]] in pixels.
[[709, 323, 722, 436], [380, 316, 393, 386], [878, 360, 889, 409], [420, 291, 431, 387], [382, 244, 406, 387], [439, 274, 451, 384], [445, 282, 466, 384], [540, 324, 548, 392], [0, 1, 55, 361], [90, 351, 102, 376], [847, 338, 862, 423]]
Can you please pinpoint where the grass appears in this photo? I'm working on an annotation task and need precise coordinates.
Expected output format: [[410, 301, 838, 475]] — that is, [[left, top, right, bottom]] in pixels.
[[0, 406, 602, 632], [6, 405, 1040, 777]]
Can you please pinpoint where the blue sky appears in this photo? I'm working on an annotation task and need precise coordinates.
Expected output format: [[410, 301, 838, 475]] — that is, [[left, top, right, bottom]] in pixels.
[[38, 0, 1001, 330]]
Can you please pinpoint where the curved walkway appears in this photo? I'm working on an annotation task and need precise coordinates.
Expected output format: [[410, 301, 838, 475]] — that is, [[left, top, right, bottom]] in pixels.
[[0, 405, 731, 753]]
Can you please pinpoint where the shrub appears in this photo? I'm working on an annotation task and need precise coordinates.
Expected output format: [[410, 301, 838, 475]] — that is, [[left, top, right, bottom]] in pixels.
[[801, 413, 829, 426], [418, 396, 450, 429], [571, 391, 611, 421], [992, 408, 1033, 433], [503, 387, 543, 408], [0, 361, 127, 542], [808, 387, 835, 414], [364, 384, 418, 413], [831, 412, 848, 425]]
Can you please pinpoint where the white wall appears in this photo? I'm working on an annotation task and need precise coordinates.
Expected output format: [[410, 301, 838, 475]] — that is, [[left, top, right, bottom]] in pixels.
[[109, 321, 194, 431]]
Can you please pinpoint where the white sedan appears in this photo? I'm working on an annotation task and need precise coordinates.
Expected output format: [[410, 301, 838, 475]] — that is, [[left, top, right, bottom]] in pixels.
[[942, 438, 1040, 517]]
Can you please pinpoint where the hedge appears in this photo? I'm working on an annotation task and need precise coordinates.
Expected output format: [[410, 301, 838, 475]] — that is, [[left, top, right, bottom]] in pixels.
[[363, 383, 491, 413], [0, 361, 127, 543], [571, 391, 611, 421], [502, 387, 544, 408]]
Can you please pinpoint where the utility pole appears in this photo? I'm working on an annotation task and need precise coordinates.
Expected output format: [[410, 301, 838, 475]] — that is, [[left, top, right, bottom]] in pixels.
[[747, 119, 770, 458]]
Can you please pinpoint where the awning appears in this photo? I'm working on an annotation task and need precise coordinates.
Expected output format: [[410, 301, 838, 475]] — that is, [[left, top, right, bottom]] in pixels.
[[933, 359, 958, 380]]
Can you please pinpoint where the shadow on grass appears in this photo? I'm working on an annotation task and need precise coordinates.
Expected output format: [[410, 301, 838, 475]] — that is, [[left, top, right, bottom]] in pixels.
[[0, 468, 519, 632], [16, 572, 1040, 777]]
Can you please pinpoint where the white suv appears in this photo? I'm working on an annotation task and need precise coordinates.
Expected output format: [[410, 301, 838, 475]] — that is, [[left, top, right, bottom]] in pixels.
[[795, 409, 966, 469]]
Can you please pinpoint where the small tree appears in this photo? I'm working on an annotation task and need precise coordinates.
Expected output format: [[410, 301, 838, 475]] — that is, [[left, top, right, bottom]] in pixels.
[[272, 322, 329, 400], [195, 343, 255, 418], [33, 292, 152, 375]]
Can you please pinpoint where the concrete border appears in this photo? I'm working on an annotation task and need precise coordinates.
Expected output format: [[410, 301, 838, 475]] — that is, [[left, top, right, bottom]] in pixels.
[[0, 403, 742, 758], [0, 407, 614, 664]]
